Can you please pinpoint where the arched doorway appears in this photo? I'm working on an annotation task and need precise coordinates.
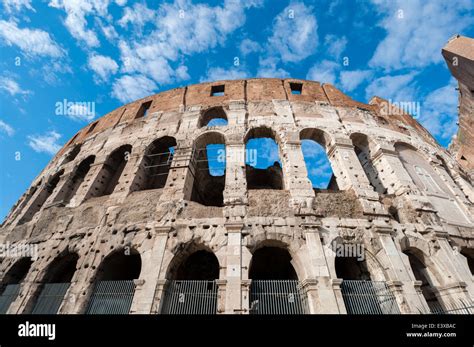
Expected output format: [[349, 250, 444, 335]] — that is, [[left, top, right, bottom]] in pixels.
[[249, 246, 307, 314], [30, 253, 78, 314], [0, 257, 32, 313], [161, 249, 220, 314], [335, 252, 399, 314], [86, 249, 141, 314]]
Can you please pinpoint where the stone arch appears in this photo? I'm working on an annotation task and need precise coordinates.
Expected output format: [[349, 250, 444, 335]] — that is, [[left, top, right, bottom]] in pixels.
[[244, 126, 284, 190], [84, 247, 142, 314], [56, 155, 95, 204], [87, 144, 132, 198], [18, 169, 64, 224], [164, 242, 221, 281], [198, 106, 228, 128], [27, 251, 79, 314], [0, 257, 32, 313], [60, 143, 82, 165], [299, 128, 337, 190], [132, 136, 177, 191], [245, 233, 307, 281], [350, 132, 385, 193], [188, 131, 226, 206]]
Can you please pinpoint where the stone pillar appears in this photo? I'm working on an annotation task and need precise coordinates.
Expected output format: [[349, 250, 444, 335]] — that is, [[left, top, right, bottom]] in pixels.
[[130, 226, 170, 314], [327, 138, 385, 215], [222, 223, 244, 314], [282, 133, 315, 211], [108, 151, 144, 203], [160, 145, 194, 201], [302, 223, 340, 313], [371, 223, 429, 313], [223, 142, 247, 223], [216, 279, 227, 314], [331, 279, 347, 314], [72, 160, 106, 205]]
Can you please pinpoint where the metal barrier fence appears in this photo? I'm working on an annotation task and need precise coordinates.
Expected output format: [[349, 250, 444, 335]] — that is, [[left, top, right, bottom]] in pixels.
[[427, 300, 474, 314], [340, 280, 400, 314], [31, 283, 70, 314], [86, 280, 136, 315], [0, 284, 21, 314], [160, 280, 218, 314], [249, 280, 308, 314]]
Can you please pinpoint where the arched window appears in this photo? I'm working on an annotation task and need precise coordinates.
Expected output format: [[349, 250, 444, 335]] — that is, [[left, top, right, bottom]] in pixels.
[[87, 145, 132, 199], [56, 155, 95, 204], [86, 249, 141, 314], [161, 249, 220, 314], [198, 106, 228, 128], [350, 133, 385, 193], [245, 127, 283, 190], [60, 144, 82, 165], [133, 137, 176, 191], [19, 170, 64, 224], [189, 132, 226, 206], [0, 257, 32, 313], [30, 253, 78, 314], [300, 128, 336, 191], [249, 246, 307, 314]]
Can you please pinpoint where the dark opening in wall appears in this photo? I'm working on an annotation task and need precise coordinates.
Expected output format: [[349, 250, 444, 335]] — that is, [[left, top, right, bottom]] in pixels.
[[290, 82, 303, 95], [58, 155, 95, 204], [29, 253, 79, 314], [18, 170, 64, 224], [135, 101, 152, 119], [88, 145, 132, 198], [175, 250, 219, 281], [245, 127, 283, 190], [403, 250, 442, 307], [61, 144, 82, 165], [460, 248, 474, 275], [0, 257, 32, 289], [249, 247, 297, 280], [190, 132, 225, 206], [300, 128, 336, 191], [351, 133, 385, 194], [335, 256, 371, 280], [198, 106, 228, 128], [87, 121, 98, 134], [210, 84, 225, 97], [95, 249, 142, 281], [134, 137, 176, 191], [0, 257, 32, 313]]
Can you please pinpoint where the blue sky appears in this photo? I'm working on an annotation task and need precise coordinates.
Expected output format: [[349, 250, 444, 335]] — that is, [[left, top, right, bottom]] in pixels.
[[0, 0, 473, 220]]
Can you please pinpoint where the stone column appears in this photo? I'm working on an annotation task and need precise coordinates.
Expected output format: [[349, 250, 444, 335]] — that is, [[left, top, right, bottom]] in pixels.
[[108, 151, 144, 203], [282, 133, 315, 211], [331, 279, 347, 314], [327, 138, 385, 215], [130, 226, 170, 314], [223, 141, 247, 223], [371, 223, 430, 313], [223, 223, 244, 313], [302, 222, 340, 313]]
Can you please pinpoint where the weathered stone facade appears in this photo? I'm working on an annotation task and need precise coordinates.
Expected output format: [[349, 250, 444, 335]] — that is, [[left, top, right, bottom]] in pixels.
[[0, 76, 473, 314]]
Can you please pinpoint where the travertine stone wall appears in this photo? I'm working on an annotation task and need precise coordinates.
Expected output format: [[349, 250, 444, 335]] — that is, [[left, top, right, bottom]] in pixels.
[[0, 78, 473, 314]]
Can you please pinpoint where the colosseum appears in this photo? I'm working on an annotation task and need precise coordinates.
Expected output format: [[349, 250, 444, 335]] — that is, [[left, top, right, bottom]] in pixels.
[[0, 36, 473, 316]]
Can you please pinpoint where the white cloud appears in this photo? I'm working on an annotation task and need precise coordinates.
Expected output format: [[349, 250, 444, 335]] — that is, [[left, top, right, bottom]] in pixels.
[[419, 78, 458, 140], [0, 119, 14, 136], [88, 54, 118, 82], [369, 0, 473, 70], [2, 0, 35, 12], [0, 76, 31, 96], [339, 70, 372, 92], [325, 34, 347, 59], [111, 75, 157, 103], [0, 20, 64, 58], [365, 72, 418, 101], [306, 60, 339, 84], [201, 66, 249, 82], [48, 0, 108, 48], [267, 2, 318, 63], [118, 2, 155, 29], [115, 0, 126, 6], [28, 131, 62, 155], [239, 38, 261, 56]]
